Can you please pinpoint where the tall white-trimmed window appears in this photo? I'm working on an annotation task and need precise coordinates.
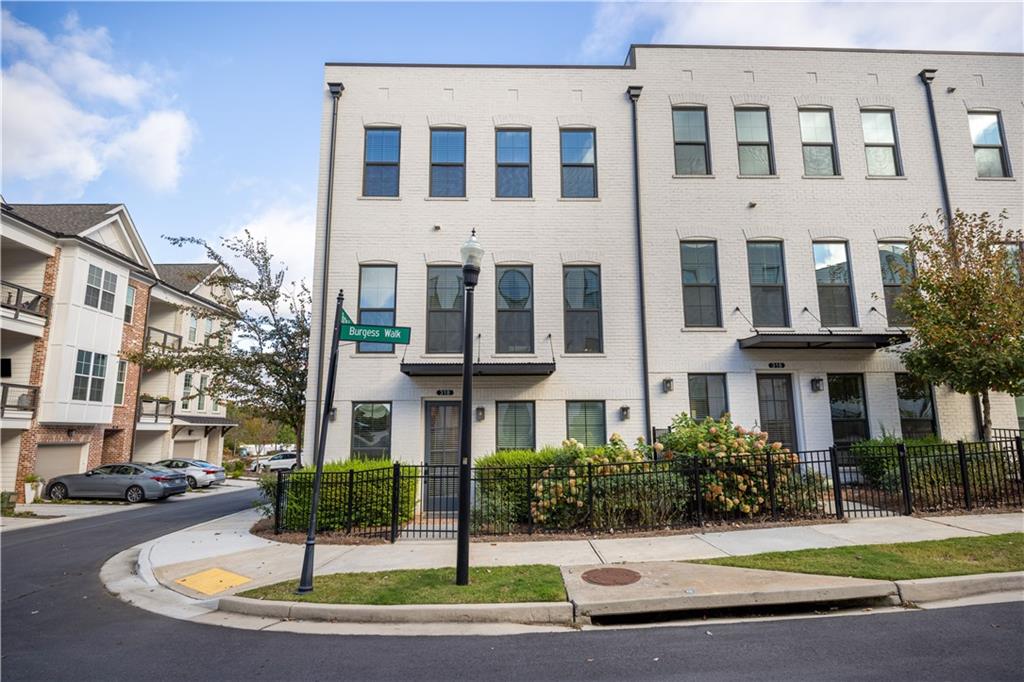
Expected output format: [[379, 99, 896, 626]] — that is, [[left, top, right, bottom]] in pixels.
[[72, 350, 107, 402], [124, 286, 136, 323], [188, 316, 197, 343], [114, 360, 128, 405], [181, 372, 193, 410], [85, 265, 117, 313], [198, 375, 208, 411]]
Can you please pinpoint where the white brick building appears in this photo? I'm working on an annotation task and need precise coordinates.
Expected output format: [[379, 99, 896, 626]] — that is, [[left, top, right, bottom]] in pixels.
[[306, 45, 1023, 473]]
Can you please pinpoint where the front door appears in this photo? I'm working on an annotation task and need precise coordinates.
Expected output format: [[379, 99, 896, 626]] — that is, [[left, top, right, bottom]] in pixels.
[[757, 374, 798, 452], [424, 401, 460, 513]]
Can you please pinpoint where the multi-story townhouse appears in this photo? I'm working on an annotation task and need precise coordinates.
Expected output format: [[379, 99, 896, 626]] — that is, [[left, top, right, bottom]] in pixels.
[[305, 45, 1023, 482], [0, 201, 234, 501]]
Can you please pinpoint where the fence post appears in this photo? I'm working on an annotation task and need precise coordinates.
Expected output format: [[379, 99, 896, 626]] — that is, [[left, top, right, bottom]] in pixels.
[[389, 462, 401, 543], [957, 440, 973, 511], [345, 469, 355, 534], [766, 453, 779, 521], [1016, 437, 1024, 500], [897, 443, 913, 515], [587, 463, 595, 529], [525, 465, 534, 535], [273, 469, 285, 534], [691, 456, 703, 528], [828, 447, 844, 520]]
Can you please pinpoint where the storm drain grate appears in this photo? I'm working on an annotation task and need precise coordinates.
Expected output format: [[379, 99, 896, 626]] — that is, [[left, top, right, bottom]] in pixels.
[[581, 567, 642, 586]]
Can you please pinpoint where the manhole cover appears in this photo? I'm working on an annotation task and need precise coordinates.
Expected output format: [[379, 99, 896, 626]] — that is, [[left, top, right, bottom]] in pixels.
[[581, 567, 642, 586]]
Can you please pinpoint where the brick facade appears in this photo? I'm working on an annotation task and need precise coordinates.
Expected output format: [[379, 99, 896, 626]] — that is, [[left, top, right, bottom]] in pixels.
[[106, 278, 152, 463]]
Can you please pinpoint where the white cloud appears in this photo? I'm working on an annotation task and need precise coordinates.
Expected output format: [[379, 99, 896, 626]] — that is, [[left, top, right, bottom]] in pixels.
[[0, 9, 192, 194], [580, 2, 1024, 60], [222, 201, 317, 287]]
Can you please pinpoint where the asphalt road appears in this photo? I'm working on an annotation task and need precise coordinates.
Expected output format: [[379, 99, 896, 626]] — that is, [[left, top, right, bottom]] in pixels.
[[2, 488, 1022, 681]]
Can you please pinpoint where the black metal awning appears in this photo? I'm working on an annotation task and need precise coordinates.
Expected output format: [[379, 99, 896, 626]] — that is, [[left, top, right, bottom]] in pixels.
[[400, 362, 556, 377], [738, 332, 910, 350]]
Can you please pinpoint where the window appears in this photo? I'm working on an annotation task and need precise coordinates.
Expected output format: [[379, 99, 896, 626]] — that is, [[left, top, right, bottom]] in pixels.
[[878, 243, 912, 326], [85, 265, 117, 312], [688, 374, 728, 420], [72, 350, 106, 402], [188, 316, 197, 343], [566, 401, 605, 446], [563, 266, 603, 353], [799, 109, 839, 176], [828, 374, 868, 445], [198, 375, 208, 411], [560, 129, 597, 198], [426, 266, 464, 353], [357, 265, 397, 353], [351, 402, 391, 460], [114, 360, 127, 405], [124, 286, 136, 323], [1007, 242, 1023, 283], [181, 372, 193, 410], [363, 128, 401, 196], [747, 241, 789, 327], [896, 374, 936, 439], [735, 108, 774, 176], [969, 112, 1010, 178], [430, 129, 466, 197], [861, 110, 901, 176], [813, 242, 855, 327], [496, 401, 535, 450], [673, 108, 710, 175], [681, 241, 721, 327], [1015, 395, 1024, 431], [205, 318, 213, 342], [496, 129, 531, 197], [496, 266, 533, 353]]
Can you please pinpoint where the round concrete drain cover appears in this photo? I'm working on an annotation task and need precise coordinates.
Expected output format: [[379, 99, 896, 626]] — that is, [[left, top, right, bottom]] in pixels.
[[581, 567, 642, 586]]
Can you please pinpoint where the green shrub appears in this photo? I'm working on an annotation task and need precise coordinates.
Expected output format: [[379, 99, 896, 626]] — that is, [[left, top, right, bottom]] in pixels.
[[849, 435, 946, 489]]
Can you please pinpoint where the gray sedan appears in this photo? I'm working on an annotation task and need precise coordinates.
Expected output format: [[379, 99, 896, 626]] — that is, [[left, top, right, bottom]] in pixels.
[[45, 464, 188, 503]]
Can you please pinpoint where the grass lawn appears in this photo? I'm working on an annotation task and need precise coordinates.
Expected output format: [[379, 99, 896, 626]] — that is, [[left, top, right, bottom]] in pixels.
[[239, 565, 566, 605], [695, 533, 1024, 581]]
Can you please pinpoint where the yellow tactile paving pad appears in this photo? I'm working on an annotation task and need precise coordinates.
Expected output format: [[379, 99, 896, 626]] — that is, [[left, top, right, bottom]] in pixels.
[[175, 568, 252, 595]]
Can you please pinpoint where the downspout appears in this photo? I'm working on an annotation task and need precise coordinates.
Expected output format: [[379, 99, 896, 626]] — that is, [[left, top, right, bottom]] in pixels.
[[918, 70, 953, 225], [627, 85, 653, 441], [312, 82, 345, 460]]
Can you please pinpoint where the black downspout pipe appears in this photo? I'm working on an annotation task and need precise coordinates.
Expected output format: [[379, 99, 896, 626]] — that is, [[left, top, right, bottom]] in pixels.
[[312, 82, 344, 463], [627, 85, 653, 441], [918, 70, 954, 225]]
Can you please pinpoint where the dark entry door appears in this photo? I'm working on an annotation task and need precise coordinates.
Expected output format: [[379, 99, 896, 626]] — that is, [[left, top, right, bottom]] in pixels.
[[757, 375, 797, 452], [424, 402, 460, 512]]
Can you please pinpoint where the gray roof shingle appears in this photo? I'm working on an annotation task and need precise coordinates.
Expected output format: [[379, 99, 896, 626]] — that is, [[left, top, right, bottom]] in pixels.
[[7, 204, 121, 235], [156, 263, 219, 292]]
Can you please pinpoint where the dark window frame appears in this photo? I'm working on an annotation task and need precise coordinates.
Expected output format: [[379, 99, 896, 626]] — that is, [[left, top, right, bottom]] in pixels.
[[114, 359, 127, 405], [687, 373, 729, 421], [562, 264, 604, 353], [799, 107, 841, 176], [895, 373, 937, 439], [968, 110, 1012, 178], [362, 127, 401, 197], [495, 128, 532, 198], [429, 127, 467, 198], [878, 242, 912, 327], [495, 400, 536, 451], [495, 264, 534, 354], [559, 128, 598, 198], [681, 241, 722, 328], [813, 241, 857, 327], [425, 265, 465, 355], [351, 401, 393, 461], [827, 373, 870, 447], [672, 106, 712, 175], [861, 108, 904, 177], [356, 264, 398, 354], [565, 400, 606, 447], [734, 106, 776, 176], [124, 285, 136, 323], [746, 240, 790, 327]]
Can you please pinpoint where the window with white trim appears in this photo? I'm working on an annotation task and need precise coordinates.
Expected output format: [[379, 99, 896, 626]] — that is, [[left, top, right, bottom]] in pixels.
[[114, 359, 127, 405], [124, 286, 136, 323], [198, 375, 208, 411], [182, 372, 193, 410], [72, 350, 107, 402], [85, 265, 117, 313]]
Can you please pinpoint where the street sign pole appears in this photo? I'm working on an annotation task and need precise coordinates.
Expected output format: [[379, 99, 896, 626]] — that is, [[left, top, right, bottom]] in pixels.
[[297, 289, 345, 594]]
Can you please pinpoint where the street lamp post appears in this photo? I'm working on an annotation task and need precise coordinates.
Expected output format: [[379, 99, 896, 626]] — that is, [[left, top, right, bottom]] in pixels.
[[456, 230, 484, 586]]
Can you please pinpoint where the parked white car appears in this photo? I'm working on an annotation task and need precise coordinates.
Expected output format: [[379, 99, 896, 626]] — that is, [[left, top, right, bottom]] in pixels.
[[152, 458, 226, 488], [252, 452, 299, 473]]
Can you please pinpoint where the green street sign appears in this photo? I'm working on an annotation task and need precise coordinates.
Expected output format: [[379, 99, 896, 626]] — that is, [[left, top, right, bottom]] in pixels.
[[338, 310, 411, 345]]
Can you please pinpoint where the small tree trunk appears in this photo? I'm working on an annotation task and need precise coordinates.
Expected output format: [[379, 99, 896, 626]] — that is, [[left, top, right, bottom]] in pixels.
[[981, 389, 993, 441], [293, 419, 305, 467]]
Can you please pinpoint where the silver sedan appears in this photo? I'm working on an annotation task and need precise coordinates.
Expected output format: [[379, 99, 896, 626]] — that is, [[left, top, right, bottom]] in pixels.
[[45, 464, 188, 503]]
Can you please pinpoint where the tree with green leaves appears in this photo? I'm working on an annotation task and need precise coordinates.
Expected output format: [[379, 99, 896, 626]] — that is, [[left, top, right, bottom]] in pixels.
[[895, 209, 1024, 439], [130, 231, 311, 461]]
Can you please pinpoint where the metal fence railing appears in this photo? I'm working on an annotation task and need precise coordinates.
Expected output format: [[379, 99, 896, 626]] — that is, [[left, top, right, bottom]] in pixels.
[[268, 437, 1024, 542]]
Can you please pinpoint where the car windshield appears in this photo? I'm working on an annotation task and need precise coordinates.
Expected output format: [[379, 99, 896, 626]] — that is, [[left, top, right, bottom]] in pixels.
[[192, 460, 215, 467]]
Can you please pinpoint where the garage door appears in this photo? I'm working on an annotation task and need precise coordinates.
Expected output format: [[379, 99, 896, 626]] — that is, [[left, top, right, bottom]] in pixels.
[[173, 440, 199, 459], [36, 443, 87, 482]]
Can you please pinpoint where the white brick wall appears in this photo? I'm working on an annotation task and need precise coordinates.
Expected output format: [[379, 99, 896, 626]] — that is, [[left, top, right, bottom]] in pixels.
[[308, 46, 1023, 463]]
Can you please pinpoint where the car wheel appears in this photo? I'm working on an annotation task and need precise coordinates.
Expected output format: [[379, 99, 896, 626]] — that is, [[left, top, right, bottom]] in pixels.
[[125, 486, 145, 504], [186, 476, 198, 489], [48, 482, 68, 501], [290, 464, 299, 471]]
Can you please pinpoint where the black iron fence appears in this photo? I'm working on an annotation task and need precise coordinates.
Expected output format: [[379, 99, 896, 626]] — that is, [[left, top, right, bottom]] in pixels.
[[269, 437, 1024, 541]]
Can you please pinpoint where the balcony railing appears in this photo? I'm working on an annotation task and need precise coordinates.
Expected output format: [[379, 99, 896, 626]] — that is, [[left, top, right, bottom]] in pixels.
[[1, 281, 51, 320], [137, 396, 175, 423], [1, 383, 38, 417], [146, 327, 183, 351]]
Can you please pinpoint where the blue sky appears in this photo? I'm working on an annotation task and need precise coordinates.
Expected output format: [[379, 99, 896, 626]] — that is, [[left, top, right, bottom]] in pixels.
[[3, 2, 1021, 281]]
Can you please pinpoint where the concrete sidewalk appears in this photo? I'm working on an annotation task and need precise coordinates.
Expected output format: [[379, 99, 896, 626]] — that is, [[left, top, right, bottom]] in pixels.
[[143, 509, 1023, 601]]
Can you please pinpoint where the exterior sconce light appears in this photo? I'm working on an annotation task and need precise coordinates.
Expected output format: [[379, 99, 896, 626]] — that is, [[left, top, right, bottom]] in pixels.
[[620, 405, 630, 420], [748, 201, 757, 208], [662, 378, 674, 393], [475, 406, 485, 422], [810, 377, 824, 392]]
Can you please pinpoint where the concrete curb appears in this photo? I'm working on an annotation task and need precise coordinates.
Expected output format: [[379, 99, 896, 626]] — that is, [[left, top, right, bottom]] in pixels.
[[895, 571, 1024, 604], [218, 595, 575, 625]]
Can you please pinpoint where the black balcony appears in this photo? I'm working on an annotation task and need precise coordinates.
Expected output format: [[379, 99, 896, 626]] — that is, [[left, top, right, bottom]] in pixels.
[[146, 327, 183, 351], [1, 383, 38, 417], [1, 281, 51, 321]]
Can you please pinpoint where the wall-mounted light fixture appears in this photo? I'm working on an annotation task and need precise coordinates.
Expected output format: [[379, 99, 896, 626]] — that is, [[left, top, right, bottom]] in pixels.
[[475, 406, 485, 422], [662, 378, 674, 393], [620, 405, 630, 420], [433, 224, 442, 231], [747, 201, 758, 208], [810, 377, 824, 392]]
